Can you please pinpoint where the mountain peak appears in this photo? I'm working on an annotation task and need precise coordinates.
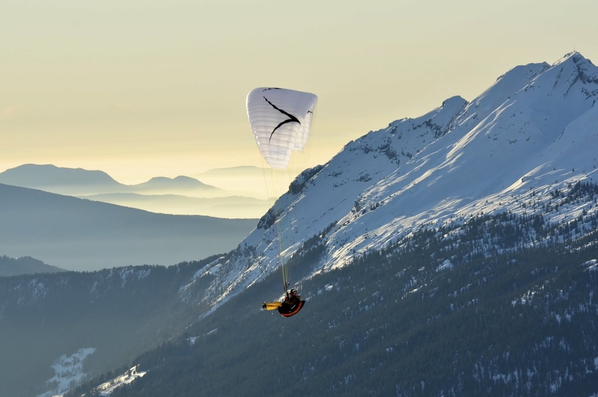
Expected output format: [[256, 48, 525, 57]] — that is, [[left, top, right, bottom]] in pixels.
[[555, 50, 587, 65], [530, 51, 598, 100], [559, 51, 598, 85], [441, 95, 467, 109], [137, 176, 217, 190]]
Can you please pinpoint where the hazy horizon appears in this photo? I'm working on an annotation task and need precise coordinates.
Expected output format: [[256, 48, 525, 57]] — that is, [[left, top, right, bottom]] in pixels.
[[0, 161, 307, 200], [0, 162, 288, 218]]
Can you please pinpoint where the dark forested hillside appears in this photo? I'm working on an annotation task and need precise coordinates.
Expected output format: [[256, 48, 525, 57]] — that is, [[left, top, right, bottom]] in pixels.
[[0, 258, 219, 397], [67, 207, 598, 397]]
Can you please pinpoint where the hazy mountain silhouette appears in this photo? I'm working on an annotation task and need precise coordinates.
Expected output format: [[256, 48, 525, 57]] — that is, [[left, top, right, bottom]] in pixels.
[[0, 183, 257, 271], [0, 255, 65, 277], [0, 164, 270, 217], [0, 164, 122, 193], [130, 176, 218, 192], [0, 164, 222, 195], [83, 192, 270, 218]]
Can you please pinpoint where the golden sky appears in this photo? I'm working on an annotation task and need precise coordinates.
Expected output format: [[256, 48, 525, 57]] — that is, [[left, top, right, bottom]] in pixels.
[[1, 0, 597, 185]]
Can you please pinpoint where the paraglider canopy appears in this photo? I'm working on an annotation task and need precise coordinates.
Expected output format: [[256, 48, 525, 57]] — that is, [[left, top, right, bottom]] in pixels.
[[246, 87, 318, 169]]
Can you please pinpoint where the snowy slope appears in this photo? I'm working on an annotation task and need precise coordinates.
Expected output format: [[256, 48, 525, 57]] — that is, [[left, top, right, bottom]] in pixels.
[[194, 52, 598, 310], [37, 348, 96, 397]]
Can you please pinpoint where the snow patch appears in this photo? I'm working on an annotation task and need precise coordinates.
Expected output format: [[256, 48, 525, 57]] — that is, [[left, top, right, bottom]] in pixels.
[[582, 259, 598, 271], [436, 259, 454, 272], [206, 263, 223, 275], [93, 365, 147, 396], [38, 347, 96, 397]]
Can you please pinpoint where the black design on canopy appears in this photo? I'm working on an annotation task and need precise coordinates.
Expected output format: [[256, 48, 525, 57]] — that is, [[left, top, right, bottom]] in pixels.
[[262, 96, 301, 142]]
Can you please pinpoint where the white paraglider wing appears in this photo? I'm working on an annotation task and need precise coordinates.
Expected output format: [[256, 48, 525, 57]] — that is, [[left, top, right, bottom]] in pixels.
[[246, 87, 318, 169]]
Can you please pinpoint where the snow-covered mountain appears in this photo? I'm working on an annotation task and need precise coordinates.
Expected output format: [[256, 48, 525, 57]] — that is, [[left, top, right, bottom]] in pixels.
[[199, 51, 598, 311]]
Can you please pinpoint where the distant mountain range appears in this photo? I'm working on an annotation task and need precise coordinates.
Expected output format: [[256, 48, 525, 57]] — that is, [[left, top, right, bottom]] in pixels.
[[0, 183, 257, 271], [82, 192, 269, 218], [0, 164, 272, 218], [0, 164, 119, 191], [131, 175, 217, 193], [0, 164, 221, 195]]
